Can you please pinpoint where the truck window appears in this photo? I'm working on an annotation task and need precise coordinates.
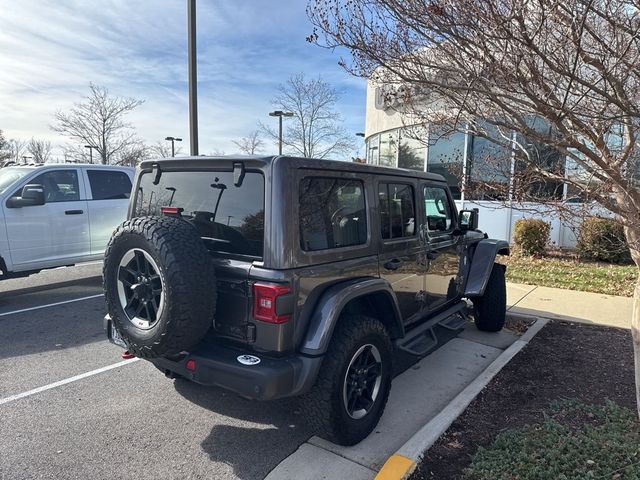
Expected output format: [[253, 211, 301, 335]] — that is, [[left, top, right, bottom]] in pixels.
[[379, 183, 415, 239], [423, 186, 453, 233], [299, 177, 367, 251], [14, 170, 80, 203], [88, 170, 132, 200]]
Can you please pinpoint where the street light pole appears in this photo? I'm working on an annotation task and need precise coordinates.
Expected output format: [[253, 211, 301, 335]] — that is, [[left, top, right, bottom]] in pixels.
[[84, 145, 98, 163], [268, 110, 294, 155], [188, 0, 199, 156], [165, 136, 183, 157]]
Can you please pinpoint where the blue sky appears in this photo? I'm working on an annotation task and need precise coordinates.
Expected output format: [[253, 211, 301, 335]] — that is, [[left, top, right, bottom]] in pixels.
[[0, 0, 367, 158]]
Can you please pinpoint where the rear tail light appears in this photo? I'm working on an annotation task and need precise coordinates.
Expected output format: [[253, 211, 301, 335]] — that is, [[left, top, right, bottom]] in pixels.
[[253, 283, 291, 324], [161, 206, 183, 216]]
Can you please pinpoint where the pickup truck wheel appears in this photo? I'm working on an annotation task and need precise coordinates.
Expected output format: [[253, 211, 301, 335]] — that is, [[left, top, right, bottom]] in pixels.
[[303, 315, 392, 446], [103, 216, 216, 358], [472, 263, 506, 332]]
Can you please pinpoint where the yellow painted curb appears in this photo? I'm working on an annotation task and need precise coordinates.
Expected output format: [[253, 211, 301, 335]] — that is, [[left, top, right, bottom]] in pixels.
[[374, 454, 416, 480]]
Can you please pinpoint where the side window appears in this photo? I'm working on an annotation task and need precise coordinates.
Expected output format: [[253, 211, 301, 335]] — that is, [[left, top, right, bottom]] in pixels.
[[14, 170, 80, 203], [379, 183, 416, 239], [423, 186, 453, 233], [88, 170, 132, 200], [299, 177, 367, 251]]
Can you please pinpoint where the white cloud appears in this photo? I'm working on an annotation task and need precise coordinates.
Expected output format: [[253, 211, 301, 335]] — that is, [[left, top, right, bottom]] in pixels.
[[0, 0, 366, 160]]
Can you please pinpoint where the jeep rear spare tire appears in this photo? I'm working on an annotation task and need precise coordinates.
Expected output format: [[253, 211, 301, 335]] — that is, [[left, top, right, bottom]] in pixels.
[[103, 216, 216, 358]]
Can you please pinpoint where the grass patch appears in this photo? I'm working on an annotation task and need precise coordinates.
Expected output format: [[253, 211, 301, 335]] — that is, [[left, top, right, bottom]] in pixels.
[[465, 400, 640, 480], [500, 254, 637, 297]]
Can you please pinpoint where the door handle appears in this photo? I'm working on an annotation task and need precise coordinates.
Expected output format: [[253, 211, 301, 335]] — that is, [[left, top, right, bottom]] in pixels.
[[65, 210, 84, 215], [383, 258, 403, 271]]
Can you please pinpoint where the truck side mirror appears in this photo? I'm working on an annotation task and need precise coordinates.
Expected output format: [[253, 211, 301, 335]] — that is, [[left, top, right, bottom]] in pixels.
[[6, 184, 46, 208], [458, 209, 479, 231]]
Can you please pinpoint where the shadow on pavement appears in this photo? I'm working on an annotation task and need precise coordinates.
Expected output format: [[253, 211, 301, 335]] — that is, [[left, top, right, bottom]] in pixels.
[[0, 275, 102, 301], [170, 325, 461, 479], [174, 379, 312, 480], [0, 296, 107, 360]]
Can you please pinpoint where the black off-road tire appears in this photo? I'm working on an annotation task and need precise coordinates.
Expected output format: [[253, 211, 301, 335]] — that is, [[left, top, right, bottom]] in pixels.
[[303, 315, 393, 446], [103, 216, 216, 358], [472, 263, 506, 332]]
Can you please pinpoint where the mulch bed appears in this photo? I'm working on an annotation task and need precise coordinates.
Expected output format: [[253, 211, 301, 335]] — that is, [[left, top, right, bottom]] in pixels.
[[411, 320, 636, 480]]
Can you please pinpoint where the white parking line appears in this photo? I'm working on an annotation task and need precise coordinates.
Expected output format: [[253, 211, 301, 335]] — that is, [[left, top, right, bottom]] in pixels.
[[0, 294, 104, 317], [0, 358, 139, 406]]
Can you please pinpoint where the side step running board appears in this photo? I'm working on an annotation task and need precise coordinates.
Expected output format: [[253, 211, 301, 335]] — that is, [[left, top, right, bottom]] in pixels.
[[395, 301, 468, 356]]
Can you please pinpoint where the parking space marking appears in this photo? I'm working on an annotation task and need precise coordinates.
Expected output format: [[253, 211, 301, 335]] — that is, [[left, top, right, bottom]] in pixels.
[[0, 358, 139, 406], [0, 293, 104, 317]]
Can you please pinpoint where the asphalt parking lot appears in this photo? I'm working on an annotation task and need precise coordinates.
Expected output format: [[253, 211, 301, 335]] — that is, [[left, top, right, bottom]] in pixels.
[[0, 264, 521, 480], [0, 264, 312, 480]]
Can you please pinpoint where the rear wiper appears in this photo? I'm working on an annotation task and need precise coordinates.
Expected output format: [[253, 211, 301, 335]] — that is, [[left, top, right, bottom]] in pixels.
[[152, 163, 162, 185]]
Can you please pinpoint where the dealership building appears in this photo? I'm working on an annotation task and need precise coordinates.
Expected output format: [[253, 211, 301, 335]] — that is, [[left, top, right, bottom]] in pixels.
[[361, 81, 587, 247]]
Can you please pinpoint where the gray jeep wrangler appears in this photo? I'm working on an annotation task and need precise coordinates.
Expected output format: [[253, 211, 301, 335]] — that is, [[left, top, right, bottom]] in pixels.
[[103, 155, 508, 446]]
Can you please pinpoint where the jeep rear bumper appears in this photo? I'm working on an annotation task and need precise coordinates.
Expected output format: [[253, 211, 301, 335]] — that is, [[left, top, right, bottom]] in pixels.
[[104, 315, 323, 401]]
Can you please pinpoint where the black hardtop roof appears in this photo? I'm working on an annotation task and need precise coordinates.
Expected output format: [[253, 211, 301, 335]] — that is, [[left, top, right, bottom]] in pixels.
[[139, 155, 447, 183]]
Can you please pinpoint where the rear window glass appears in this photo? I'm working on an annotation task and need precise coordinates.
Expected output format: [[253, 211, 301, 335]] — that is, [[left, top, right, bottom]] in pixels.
[[135, 170, 264, 258], [299, 177, 367, 251]]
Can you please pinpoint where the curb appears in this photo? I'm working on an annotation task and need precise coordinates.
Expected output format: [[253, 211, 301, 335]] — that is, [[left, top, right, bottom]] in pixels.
[[374, 316, 549, 480]]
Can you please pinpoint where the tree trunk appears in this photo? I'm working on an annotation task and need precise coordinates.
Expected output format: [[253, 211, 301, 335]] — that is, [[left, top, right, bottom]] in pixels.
[[633, 278, 640, 420], [626, 225, 640, 420]]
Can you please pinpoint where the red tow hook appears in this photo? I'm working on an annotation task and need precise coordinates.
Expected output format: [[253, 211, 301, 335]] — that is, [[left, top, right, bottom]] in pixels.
[[121, 350, 136, 360]]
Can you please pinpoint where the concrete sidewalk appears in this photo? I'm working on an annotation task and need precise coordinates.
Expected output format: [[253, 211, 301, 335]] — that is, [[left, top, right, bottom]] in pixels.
[[266, 323, 521, 480], [266, 284, 632, 480], [507, 282, 633, 329]]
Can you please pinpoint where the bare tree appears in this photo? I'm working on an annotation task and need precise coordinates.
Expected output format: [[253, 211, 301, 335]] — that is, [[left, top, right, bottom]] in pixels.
[[27, 138, 52, 164], [232, 131, 264, 155], [0, 130, 11, 162], [149, 140, 183, 159], [51, 83, 144, 165], [259, 74, 356, 158], [309, 0, 640, 415], [7, 139, 28, 163], [115, 141, 151, 167]]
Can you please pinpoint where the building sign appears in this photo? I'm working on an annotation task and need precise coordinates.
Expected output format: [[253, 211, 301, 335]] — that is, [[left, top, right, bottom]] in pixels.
[[374, 84, 422, 111]]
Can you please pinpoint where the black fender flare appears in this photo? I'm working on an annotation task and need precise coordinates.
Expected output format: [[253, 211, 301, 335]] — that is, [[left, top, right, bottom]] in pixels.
[[464, 239, 510, 297], [299, 278, 403, 356]]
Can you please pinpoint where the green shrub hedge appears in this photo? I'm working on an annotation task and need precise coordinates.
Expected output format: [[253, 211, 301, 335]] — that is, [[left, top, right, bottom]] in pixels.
[[577, 217, 630, 263], [513, 219, 550, 256]]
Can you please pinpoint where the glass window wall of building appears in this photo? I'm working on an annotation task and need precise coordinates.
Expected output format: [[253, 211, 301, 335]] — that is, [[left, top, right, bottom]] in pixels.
[[364, 122, 590, 204], [398, 128, 427, 171], [378, 130, 398, 167], [426, 127, 466, 199]]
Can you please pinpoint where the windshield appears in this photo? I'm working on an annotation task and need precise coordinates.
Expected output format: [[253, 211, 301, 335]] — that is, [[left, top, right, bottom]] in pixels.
[[135, 170, 265, 259], [0, 168, 33, 194]]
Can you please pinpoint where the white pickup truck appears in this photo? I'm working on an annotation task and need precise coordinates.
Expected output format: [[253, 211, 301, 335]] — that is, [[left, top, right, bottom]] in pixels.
[[0, 163, 134, 278]]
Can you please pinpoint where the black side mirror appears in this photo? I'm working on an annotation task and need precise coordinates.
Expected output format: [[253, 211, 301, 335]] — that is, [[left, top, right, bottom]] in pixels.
[[6, 184, 46, 208], [458, 209, 479, 232]]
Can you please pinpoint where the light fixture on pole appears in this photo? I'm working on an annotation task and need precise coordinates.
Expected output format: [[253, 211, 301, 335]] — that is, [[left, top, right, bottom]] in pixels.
[[165, 136, 183, 157], [268, 110, 294, 155], [84, 145, 98, 163]]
